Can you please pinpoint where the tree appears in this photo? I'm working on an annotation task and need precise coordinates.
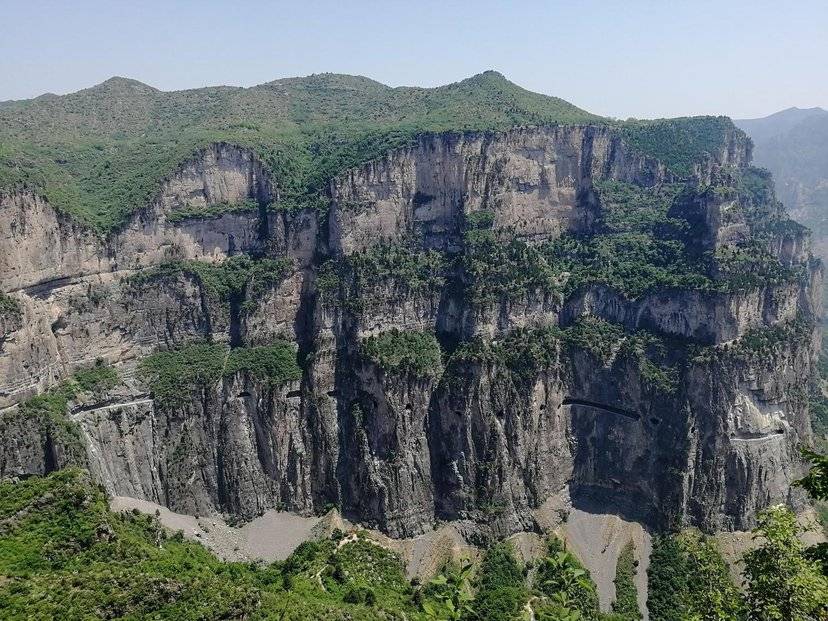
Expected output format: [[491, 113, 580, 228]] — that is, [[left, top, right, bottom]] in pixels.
[[742, 505, 828, 620], [648, 530, 745, 621], [422, 562, 475, 621], [679, 529, 745, 621], [611, 540, 642, 620], [536, 538, 599, 620], [474, 543, 529, 621], [795, 448, 828, 574], [647, 535, 690, 621], [795, 448, 828, 501]]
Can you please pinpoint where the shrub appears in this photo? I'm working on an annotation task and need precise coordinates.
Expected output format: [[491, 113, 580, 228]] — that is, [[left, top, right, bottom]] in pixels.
[[360, 329, 442, 377], [473, 543, 528, 621], [647, 530, 744, 621], [129, 255, 292, 311], [348, 242, 447, 296], [166, 198, 260, 223], [611, 540, 641, 620], [138, 343, 226, 408], [743, 505, 828, 620], [621, 116, 735, 176], [536, 537, 599, 619], [72, 359, 119, 394], [224, 342, 301, 385], [0, 291, 21, 319]]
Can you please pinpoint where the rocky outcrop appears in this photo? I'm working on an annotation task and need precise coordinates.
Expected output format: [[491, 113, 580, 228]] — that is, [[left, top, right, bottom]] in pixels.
[[684, 332, 815, 530], [114, 143, 275, 270], [562, 278, 819, 345], [0, 125, 820, 543], [337, 360, 437, 537], [74, 373, 313, 519], [329, 126, 667, 255], [0, 143, 314, 406], [0, 191, 105, 292], [0, 143, 313, 293]]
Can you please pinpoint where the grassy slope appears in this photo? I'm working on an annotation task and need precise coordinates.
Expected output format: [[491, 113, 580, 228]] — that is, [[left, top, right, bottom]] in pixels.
[[0, 469, 422, 620], [0, 71, 735, 232], [0, 470, 631, 621]]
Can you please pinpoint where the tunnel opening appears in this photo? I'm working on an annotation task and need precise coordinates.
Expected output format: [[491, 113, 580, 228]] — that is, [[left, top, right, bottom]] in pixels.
[[562, 397, 640, 421]]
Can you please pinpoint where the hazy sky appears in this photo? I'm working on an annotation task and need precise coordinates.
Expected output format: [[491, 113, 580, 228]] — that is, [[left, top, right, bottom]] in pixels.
[[2, 0, 826, 119]]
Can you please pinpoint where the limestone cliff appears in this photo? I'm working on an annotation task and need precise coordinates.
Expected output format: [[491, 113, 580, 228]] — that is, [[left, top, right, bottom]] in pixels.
[[0, 124, 821, 543]]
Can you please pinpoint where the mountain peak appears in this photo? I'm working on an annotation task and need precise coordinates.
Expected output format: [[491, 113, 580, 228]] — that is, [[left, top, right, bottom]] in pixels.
[[458, 70, 512, 87], [85, 76, 158, 95]]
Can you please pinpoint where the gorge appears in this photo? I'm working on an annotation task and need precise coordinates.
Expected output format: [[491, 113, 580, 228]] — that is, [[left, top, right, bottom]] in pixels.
[[0, 72, 824, 619]]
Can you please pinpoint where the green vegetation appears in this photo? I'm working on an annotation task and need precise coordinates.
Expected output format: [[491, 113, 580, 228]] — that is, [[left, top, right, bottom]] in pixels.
[[0, 72, 602, 232], [348, 242, 447, 296], [422, 561, 475, 620], [460, 170, 804, 305], [559, 233, 713, 299], [0, 470, 422, 620], [278, 534, 413, 615], [0, 291, 21, 320], [690, 316, 814, 365], [462, 233, 567, 304], [460, 181, 713, 303], [225, 342, 302, 384], [713, 239, 808, 292], [647, 529, 744, 621], [450, 318, 679, 393], [595, 180, 685, 235], [472, 543, 528, 621], [809, 335, 828, 444], [730, 316, 813, 360], [797, 448, 828, 507], [128, 255, 292, 312], [742, 505, 828, 620], [139, 340, 301, 407], [620, 116, 734, 176], [465, 209, 495, 231], [0, 471, 640, 620], [360, 329, 442, 377], [71, 359, 120, 394], [535, 537, 600, 619], [736, 166, 776, 208], [450, 325, 562, 380], [560, 316, 627, 361], [0, 71, 737, 232], [0, 362, 121, 470], [796, 449, 828, 573], [138, 343, 226, 408], [13, 389, 86, 468], [11, 471, 823, 621], [642, 513, 824, 621], [611, 541, 641, 620], [166, 197, 260, 223]]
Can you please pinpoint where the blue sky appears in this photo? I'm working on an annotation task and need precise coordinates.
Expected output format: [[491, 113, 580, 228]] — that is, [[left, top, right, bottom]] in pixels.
[[1, 0, 826, 119]]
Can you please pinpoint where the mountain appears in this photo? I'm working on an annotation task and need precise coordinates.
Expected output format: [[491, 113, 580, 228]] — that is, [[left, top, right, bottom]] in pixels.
[[0, 73, 824, 618], [735, 107, 828, 242], [736, 106, 827, 143], [0, 71, 735, 231]]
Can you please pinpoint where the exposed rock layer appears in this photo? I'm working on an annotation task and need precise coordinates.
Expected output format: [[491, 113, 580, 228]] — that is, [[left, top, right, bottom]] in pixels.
[[0, 126, 820, 541]]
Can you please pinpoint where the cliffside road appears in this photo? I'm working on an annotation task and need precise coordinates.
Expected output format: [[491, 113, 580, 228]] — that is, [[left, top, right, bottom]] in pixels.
[[70, 398, 154, 420]]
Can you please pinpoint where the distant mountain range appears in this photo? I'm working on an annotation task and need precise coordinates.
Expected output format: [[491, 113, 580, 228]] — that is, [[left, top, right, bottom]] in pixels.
[[735, 107, 828, 243]]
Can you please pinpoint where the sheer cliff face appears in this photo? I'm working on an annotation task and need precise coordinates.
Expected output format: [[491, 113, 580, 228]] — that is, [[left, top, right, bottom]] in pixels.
[[329, 126, 665, 255], [0, 125, 821, 539]]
